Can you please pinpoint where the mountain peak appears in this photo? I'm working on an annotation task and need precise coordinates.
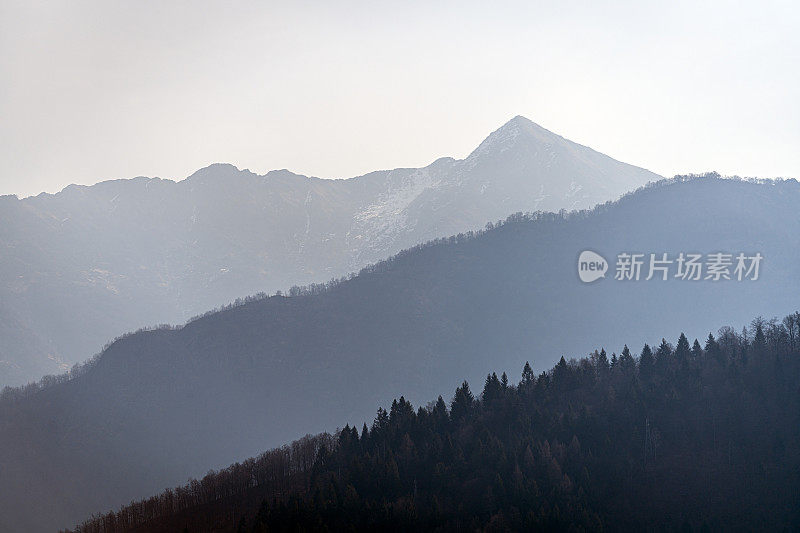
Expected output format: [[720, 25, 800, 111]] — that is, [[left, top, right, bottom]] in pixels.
[[186, 163, 242, 180], [467, 115, 559, 161], [183, 163, 262, 187], [505, 114, 535, 127]]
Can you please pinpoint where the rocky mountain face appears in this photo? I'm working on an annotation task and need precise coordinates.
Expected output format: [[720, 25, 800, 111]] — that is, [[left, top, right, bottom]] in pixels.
[[0, 116, 661, 386]]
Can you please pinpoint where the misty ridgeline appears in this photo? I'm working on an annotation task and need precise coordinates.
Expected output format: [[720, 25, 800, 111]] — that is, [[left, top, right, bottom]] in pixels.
[[65, 313, 800, 533], [0, 116, 660, 388]]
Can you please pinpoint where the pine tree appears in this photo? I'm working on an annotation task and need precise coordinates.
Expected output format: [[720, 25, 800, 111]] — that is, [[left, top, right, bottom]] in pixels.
[[373, 407, 389, 434], [619, 344, 635, 374], [655, 338, 672, 372], [483, 373, 503, 403], [691, 339, 703, 361], [451, 381, 475, 420], [521, 362, 534, 386], [553, 356, 570, 388], [432, 395, 448, 422], [753, 323, 766, 353], [676, 333, 691, 368], [594, 349, 610, 378], [639, 343, 654, 380], [705, 333, 722, 363]]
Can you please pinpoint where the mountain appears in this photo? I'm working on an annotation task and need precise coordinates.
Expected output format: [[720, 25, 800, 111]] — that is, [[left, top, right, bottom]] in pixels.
[[1, 175, 799, 531], [66, 313, 800, 532], [0, 116, 661, 387]]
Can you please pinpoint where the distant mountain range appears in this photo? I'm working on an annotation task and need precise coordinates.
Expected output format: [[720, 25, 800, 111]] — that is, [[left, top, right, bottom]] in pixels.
[[1, 175, 798, 532], [0, 116, 661, 387]]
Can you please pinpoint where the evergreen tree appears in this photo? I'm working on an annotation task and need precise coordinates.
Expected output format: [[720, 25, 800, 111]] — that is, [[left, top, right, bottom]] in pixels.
[[553, 356, 570, 388], [482, 373, 503, 403], [676, 333, 691, 367], [705, 333, 722, 363], [619, 345, 635, 374], [521, 361, 534, 386], [639, 343, 654, 380], [691, 339, 703, 361], [390, 396, 415, 426], [373, 407, 389, 434], [655, 338, 672, 372], [432, 395, 448, 423], [450, 380, 475, 420], [597, 349, 609, 373], [753, 323, 767, 353]]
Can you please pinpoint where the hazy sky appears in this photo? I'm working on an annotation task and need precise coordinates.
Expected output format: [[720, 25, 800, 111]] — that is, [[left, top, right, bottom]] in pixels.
[[1, 0, 798, 198]]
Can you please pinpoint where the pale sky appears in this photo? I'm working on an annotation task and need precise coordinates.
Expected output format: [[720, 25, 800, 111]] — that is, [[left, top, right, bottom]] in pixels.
[[1, 0, 798, 198]]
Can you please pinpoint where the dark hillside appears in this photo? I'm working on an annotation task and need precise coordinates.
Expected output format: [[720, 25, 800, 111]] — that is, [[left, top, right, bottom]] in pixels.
[[66, 312, 800, 532]]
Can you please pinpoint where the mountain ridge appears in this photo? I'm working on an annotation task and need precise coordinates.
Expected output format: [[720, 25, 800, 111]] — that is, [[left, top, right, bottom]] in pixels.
[[0, 116, 662, 387], [14, 116, 651, 199]]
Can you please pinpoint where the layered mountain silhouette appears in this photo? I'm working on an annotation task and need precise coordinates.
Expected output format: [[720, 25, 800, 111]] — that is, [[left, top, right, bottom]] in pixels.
[[1, 175, 798, 531], [0, 116, 661, 386]]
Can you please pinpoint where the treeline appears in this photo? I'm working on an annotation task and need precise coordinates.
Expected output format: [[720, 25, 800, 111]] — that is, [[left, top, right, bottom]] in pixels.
[[283, 174, 796, 295], [0, 323, 179, 406], [64, 312, 800, 532], [241, 172, 800, 295]]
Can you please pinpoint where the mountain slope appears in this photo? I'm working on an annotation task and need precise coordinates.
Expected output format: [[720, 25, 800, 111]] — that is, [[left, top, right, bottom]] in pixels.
[[0, 175, 798, 531], [66, 312, 800, 532], [0, 116, 661, 386]]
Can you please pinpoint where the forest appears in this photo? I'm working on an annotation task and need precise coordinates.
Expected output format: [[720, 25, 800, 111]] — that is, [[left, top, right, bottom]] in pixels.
[[64, 312, 800, 532]]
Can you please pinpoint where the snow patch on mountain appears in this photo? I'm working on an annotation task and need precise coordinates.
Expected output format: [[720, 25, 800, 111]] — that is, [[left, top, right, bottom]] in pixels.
[[350, 167, 442, 253]]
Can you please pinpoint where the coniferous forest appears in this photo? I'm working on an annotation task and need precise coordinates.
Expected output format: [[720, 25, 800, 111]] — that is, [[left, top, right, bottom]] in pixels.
[[65, 313, 800, 532]]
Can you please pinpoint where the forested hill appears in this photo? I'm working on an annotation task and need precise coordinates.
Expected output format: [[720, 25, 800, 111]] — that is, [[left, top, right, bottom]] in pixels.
[[65, 312, 800, 532], [2, 175, 800, 531]]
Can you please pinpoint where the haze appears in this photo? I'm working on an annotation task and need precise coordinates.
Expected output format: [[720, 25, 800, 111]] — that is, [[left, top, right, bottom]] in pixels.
[[1, 0, 798, 198]]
